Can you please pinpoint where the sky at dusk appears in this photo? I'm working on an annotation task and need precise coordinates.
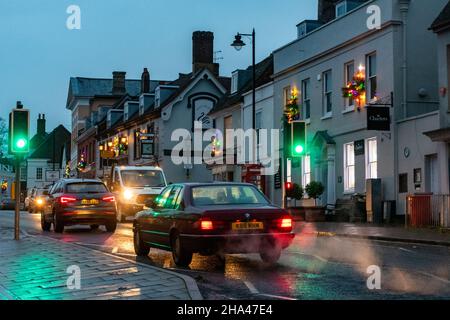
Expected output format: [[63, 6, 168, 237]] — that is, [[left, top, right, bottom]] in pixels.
[[0, 0, 317, 134]]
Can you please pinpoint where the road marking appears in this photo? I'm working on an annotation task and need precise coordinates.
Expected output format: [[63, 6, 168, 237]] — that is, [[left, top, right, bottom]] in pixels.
[[258, 293, 297, 300], [398, 247, 415, 253], [243, 281, 259, 294], [112, 247, 119, 254], [418, 271, 450, 284]]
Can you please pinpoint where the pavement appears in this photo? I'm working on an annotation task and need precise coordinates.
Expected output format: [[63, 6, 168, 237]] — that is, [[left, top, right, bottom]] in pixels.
[[0, 228, 202, 300], [297, 222, 450, 247]]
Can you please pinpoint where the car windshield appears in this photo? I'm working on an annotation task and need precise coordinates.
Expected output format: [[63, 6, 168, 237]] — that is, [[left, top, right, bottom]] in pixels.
[[121, 170, 166, 188], [191, 185, 269, 206], [66, 183, 108, 194]]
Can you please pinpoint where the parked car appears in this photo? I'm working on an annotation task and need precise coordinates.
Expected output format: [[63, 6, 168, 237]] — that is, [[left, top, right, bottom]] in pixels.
[[41, 179, 117, 233], [0, 197, 15, 210], [133, 183, 295, 267]]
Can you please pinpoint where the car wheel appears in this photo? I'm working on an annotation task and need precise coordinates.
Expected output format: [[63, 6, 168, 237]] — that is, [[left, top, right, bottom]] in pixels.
[[105, 221, 117, 233], [90, 224, 99, 231], [171, 232, 193, 267], [133, 226, 150, 256], [41, 213, 51, 231], [260, 242, 282, 264], [53, 213, 64, 233]]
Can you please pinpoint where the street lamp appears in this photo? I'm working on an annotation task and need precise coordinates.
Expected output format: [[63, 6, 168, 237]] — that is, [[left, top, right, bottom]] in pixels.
[[231, 29, 256, 163]]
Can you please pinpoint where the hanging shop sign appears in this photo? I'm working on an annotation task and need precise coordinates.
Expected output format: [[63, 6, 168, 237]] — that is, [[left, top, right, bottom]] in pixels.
[[141, 140, 154, 158], [367, 107, 390, 131]]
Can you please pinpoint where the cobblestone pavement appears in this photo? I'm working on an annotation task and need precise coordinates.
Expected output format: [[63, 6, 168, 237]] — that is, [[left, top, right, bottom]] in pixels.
[[0, 228, 202, 300]]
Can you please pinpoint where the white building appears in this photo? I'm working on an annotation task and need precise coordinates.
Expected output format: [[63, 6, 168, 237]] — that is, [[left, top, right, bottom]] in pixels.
[[272, 0, 448, 216]]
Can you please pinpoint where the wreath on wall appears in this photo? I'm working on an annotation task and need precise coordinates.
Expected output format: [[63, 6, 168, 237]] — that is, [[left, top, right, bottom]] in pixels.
[[342, 69, 366, 109], [283, 89, 300, 124]]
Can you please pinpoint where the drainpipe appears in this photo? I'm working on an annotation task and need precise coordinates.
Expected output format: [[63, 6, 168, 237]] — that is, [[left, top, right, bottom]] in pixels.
[[400, 0, 410, 119], [399, 0, 410, 227]]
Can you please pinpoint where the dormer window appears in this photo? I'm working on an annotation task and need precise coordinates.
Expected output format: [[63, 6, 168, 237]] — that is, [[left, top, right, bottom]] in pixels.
[[231, 71, 239, 94], [336, 1, 347, 18]]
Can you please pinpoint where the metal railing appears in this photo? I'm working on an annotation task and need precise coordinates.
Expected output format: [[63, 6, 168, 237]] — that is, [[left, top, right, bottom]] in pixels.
[[406, 194, 450, 228]]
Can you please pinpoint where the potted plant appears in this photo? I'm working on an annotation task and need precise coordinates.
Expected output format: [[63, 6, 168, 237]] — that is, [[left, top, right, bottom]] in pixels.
[[304, 181, 326, 222]]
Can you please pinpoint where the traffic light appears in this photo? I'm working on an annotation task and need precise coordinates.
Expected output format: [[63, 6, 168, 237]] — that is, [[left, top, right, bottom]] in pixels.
[[9, 105, 30, 154], [291, 121, 306, 157]]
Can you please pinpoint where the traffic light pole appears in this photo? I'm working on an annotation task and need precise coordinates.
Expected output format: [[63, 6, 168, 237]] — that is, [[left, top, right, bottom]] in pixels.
[[14, 155, 21, 240]]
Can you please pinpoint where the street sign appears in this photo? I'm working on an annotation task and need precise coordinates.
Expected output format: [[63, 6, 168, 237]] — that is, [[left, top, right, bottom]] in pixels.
[[45, 170, 61, 182], [141, 140, 154, 158]]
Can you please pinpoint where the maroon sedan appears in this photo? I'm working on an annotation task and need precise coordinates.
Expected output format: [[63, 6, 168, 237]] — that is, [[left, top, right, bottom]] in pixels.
[[133, 183, 295, 267]]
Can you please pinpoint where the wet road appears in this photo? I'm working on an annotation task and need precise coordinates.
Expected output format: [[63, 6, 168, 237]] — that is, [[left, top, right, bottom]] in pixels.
[[1, 210, 449, 300]]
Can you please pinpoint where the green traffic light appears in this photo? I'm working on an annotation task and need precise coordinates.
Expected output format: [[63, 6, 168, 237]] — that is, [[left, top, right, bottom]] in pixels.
[[295, 145, 304, 154], [16, 138, 27, 149]]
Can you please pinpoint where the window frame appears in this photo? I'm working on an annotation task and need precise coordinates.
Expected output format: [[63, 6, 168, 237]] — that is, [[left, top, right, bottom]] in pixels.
[[344, 142, 355, 193], [344, 61, 355, 108], [36, 168, 43, 181], [322, 70, 333, 117], [302, 78, 311, 120], [302, 154, 311, 189], [283, 86, 292, 107], [365, 137, 378, 180], [366, 52, 377, 101]]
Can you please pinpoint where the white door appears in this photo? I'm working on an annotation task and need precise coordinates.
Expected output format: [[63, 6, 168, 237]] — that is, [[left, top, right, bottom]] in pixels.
[[426, 154, 439, 194]]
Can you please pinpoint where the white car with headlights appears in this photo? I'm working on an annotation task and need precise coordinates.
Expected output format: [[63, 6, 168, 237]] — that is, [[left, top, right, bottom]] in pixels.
[[109, 166, 167, 222]]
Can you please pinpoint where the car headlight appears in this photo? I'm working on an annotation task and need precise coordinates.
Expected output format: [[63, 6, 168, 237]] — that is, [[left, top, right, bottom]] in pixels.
[[36, 198, 44, 206], [123, 189, 134, 201]]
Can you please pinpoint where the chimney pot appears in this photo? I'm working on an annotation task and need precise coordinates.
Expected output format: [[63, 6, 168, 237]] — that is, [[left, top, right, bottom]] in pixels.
[[112, 71, 126, 95], [192, 31, 219, 75], [141, 68, 150, 94]]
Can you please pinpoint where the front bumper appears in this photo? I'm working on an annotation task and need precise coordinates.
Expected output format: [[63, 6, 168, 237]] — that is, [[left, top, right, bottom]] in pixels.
[[180, 232, 295, 254]]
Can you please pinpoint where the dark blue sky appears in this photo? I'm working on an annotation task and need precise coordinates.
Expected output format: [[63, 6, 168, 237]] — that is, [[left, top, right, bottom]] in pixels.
[[0, 0, 316, 134]]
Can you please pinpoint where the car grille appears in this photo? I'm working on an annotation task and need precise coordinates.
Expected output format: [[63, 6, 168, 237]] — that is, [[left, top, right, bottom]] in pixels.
[[135, 194, 157, 205]]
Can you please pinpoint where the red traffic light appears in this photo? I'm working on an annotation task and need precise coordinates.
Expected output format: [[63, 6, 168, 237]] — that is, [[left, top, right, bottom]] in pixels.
[[285, 182, 293, 191]]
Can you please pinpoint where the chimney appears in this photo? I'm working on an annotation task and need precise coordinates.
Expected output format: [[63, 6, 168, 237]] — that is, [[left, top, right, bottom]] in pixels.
[[141, 68, 150, 94], [37, 114, 46, 136], [318, 0, 340, 24], [192, 31, 219, 76], [112, 71, 126, 95]]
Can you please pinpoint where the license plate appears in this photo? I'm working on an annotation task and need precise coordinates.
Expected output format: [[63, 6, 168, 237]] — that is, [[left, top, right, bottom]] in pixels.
[[81, 199, 99, 205], [232, 222, 264, 231]]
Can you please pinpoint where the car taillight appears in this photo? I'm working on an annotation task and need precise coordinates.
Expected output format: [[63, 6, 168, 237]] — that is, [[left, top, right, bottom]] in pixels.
[[200, 220, 214, 230], [60, 196, 77, 204], [280, 218, 293, 229], [102, 196, 115, 202]]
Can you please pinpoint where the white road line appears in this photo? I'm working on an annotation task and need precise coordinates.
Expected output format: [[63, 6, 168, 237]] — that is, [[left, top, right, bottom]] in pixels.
[[398, 247, 415, 253], [258, 293, 297, 300], [313, 254, 328, 262], [243, 281, 259, 294], [112, 247, 119, 254], [418, 271, 450, 284]]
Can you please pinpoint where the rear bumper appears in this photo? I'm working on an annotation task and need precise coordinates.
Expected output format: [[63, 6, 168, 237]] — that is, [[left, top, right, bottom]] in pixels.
[[179, 232, 295, 254], [60, 208, 116, 225]]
